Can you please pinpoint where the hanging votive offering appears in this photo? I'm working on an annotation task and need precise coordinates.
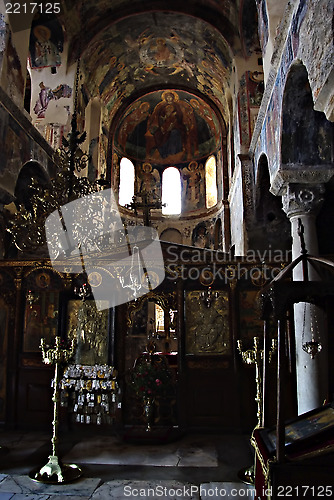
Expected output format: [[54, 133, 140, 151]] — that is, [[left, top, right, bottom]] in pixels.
[[302, 303, 323, 359], [302, 338, 322, 359]]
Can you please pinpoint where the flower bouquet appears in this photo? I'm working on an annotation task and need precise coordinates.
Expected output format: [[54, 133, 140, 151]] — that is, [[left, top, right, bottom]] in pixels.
[[130, 357, 173, 400], [129, 353, 174, 430]]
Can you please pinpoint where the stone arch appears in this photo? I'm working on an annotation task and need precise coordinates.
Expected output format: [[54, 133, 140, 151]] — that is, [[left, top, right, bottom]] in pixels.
[[281, 62, 333, 166], [192, 221, 209, 248], [14, 161, 50, 211]]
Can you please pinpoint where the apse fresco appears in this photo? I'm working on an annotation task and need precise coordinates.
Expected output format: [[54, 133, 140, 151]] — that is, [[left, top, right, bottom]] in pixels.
[[114, 90, 221, 164], [81, 12, 232, 121]]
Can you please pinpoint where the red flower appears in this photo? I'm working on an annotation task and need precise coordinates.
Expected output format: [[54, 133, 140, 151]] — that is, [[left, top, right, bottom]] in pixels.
[[130, 357, 173, 399]]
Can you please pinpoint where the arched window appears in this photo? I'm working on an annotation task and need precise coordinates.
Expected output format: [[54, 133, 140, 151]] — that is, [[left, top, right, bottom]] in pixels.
[[118, 157, 134, 206], [205, 155, 218, 209], [162, 167, 181, 215]]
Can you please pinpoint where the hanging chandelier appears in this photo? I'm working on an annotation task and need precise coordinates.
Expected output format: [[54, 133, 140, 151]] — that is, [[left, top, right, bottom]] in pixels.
[[6, 57, 109, 256], [6, 56, 165, 308]]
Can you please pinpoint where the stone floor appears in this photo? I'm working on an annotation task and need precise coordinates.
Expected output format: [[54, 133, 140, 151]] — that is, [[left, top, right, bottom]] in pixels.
[[0, 428, 255, 499]]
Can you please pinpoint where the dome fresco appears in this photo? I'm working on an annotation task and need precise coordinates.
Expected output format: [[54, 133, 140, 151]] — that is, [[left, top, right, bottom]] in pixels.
[[80, 11, 233, 123], [114, 90, 222, 165]]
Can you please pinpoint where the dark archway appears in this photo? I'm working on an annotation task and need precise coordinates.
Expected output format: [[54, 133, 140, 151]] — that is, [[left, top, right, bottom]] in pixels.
[[160, 228, 182, 244], [250, 154, 291, 252], [281, 63, 333, 165], [14, 161, 50, 211]]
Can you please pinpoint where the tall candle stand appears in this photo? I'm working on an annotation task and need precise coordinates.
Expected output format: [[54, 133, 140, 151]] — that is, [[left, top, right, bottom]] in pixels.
[[29, 336, 82, 483], [237, 336, 277, 484]]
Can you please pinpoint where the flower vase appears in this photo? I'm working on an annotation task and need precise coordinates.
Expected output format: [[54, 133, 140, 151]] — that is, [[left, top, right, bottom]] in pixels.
[[143, 397, 155, 431]]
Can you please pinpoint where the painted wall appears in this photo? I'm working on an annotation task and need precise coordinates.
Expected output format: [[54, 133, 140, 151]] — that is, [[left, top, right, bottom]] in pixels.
[[0, 88, 54, 198], [253, 0, 334, 182]]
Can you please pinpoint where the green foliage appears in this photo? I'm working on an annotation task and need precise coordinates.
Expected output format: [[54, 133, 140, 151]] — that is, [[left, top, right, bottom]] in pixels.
[[130, 357, 173, 400]]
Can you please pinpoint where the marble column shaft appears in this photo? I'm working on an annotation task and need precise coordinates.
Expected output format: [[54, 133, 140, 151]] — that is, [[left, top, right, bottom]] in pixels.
[[282, 183, 328, 415]]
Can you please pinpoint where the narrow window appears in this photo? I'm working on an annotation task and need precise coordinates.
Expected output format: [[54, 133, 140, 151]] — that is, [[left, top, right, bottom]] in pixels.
[[118, 157, 134, 206], [162, 167, 181, 215], [205, 155, 217, 208], [155, 304, 165, 333]]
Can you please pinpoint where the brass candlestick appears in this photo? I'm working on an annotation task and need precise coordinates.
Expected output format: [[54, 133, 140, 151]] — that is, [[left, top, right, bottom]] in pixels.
[[237, 336, 277, 484], [30, 337, 82, 483]]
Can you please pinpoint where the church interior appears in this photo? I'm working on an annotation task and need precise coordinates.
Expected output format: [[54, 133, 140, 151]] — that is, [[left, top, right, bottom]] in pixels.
[[0, 0, 334, 498]]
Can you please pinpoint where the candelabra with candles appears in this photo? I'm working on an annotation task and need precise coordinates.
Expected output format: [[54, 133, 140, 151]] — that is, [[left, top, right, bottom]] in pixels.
[[237, 336, 277, 484], [29, 336, 82, 483]]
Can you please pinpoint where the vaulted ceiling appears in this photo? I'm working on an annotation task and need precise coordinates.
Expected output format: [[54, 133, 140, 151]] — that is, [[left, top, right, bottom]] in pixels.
[[61, 0, 260, 125]]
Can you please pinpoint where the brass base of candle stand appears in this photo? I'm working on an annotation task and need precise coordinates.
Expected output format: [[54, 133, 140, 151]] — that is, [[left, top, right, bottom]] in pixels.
[[29, 455, 82, 484], [236, 337, 276, 488], [29, 338, 80, 484], [237, 464, 254, 485]]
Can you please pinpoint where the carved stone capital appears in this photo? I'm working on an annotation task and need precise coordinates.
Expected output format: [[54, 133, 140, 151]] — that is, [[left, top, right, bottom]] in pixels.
[[270, 165, 333, 196], [282, 183, 325, 219]]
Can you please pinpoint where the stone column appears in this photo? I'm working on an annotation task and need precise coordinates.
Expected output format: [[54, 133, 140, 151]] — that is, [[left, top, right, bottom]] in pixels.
[[282, 183, 328, 415]]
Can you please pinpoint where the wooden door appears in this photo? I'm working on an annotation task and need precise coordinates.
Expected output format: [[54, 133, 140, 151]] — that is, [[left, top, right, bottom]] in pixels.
[[185, 356, 238, 428], [183, 289, 239, 429]]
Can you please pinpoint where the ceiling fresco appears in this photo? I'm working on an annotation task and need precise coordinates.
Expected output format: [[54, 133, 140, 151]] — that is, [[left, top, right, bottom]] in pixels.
[[63, 0, 241, 60], [80, 12, 233, 123], [37, 0, 260, 148], [114, 90, 222, 164]]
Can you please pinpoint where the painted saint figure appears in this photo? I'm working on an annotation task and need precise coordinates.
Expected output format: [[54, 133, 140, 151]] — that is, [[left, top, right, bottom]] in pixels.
[[33, 82, 52, 118], [182, 161, 202, 210], [29, 20, 63, 69], [146, 91, 186, 161], [137, 162, 161, 200]]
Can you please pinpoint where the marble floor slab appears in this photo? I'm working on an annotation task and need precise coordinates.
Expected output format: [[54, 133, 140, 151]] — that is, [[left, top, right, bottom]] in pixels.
[[0, 495, 90, 500], [0, 431, 255, 499], [0, 474, 101, 497], [63, 436, 218, 467], [0, 492, 14, 500], [91, 480, 200, 500]]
